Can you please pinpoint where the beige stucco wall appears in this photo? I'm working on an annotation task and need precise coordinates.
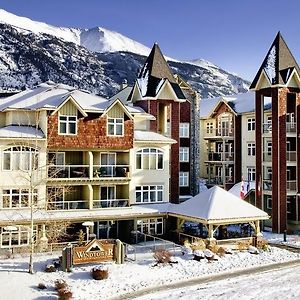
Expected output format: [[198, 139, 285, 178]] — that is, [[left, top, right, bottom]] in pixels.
[[129, 143, 171, 204]]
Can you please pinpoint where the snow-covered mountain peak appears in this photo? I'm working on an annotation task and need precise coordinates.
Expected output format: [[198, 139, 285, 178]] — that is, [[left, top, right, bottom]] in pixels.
[[0, 9, 151, 56]]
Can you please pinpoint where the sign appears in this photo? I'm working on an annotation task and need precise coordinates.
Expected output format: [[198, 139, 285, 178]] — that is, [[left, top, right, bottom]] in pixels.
[[73, 239, 115, 265]]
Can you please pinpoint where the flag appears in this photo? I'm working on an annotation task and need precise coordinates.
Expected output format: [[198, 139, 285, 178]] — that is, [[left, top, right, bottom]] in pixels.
[[240, 177, 245, 199]]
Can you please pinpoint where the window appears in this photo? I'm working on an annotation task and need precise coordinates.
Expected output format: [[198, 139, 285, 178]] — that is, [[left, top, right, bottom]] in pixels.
[[247, 167, 256, 181], [179, 147, 189, 162], [179, 123, 189, 138], [206, 122, 213, 134], [47, 187, 65, 209], [135, 185, 163, 203], [247, 143, 256, 156], [3, 147, 38, 171], [48, 152, 65, 165], [2, 189, 38, 209], [137, 218, 163, 235], [136, 148, 163, 170], [247, 118, 255, 131], [107, 118, 124, 136], [266, 197, 272, 210], [0, 225, 37, 248], [59, 115, 77, 135], [267, 141, 272, 155], [179, 172, 189, 187]]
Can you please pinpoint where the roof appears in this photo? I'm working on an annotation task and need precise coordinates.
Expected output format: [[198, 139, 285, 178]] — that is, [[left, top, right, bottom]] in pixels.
[[136, 43, 185, 100], [109, 86, 133, 103], [0, 125, 45, 139], [228, 181, 256, 198], [0, 203, 170, 225], [0, 82, 109, 112], [134, 130, 177, 144], [168, 186, 268, 224], [200, 92, 255, 118], [250, 32, 300, 89]]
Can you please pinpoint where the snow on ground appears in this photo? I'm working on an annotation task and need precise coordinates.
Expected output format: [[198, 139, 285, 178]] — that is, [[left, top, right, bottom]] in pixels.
[[263, 231, 300, 248], [137, 264, 300, 300], [0, 244, 299, 300]]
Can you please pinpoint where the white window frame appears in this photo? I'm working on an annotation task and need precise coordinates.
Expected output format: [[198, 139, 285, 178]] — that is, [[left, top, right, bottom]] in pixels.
[[206, 122, 213, 134], [267, 141, 272, 155], [247, 118, 255, 131], [179, 172, 189, 187], [247, 142, 256, 156], [59, 114, 77, 135], [107, 117, 124, 136], [136, 148, 164, 170], [135, 185, 163, 203], [247, 167, 256, 181], [1, 188, 38, 209], [179, 123, 189, 138], [179, 147, 189, 162], [2, 146, 38, 171], [137, 218, 163, 235]]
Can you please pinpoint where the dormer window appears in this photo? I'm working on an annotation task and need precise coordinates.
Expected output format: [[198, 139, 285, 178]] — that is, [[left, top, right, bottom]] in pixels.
[[59, 115, 77, 135], [107, 118, 124, 136]]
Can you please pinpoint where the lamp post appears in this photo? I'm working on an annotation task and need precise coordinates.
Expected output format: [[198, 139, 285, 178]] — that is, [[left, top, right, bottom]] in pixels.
[[82, 221, 94, 243]]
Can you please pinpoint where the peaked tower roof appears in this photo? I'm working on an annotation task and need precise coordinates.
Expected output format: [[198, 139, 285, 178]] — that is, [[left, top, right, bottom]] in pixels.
[[136, 43, 185, 99], [250, 32, 300, 89]]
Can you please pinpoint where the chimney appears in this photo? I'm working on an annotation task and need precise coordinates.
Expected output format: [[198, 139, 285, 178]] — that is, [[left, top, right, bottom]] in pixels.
[[121, 78, 128, 89]]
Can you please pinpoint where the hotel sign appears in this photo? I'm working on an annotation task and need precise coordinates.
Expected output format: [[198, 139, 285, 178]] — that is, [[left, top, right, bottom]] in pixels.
[[73, 239, 115, 265]]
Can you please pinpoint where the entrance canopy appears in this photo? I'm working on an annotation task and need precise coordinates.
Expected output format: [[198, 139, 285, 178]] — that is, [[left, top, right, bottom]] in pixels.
[[168, 186, 268, 225]]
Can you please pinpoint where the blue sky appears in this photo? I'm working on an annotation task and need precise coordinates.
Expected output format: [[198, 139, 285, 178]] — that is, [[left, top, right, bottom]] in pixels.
[[1, 0, 300, 81]]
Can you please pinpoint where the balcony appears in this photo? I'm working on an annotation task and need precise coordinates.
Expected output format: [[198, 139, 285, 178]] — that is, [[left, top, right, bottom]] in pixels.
[[48, 165, 89, 179], [204, 128, 234, 139], [207, 152, 234, 162], [263, 152, 272, 162], [93, 199, 129, 208], [287, 180, 297, 191], [286, 122, 296, 133], [47, 200, 88, 210], [287, 151, 296, 162], [93, 165, 130, 179]]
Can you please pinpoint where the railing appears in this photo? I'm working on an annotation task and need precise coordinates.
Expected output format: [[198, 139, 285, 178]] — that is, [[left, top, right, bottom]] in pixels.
[[48, 165, 89, 179], [263, 179, 272, 191], [287, 180, 297, 191], [286, 122, 296, 133], [204, 128, 234, 138], [263, 122, 296, 133], [263, 123, 272, 134], [287, 151, 297, 162], [208, 152, 234, 161], [263, 151, 272, 162], [47, 200, 88, 210], [93, 199, 129, 208], [93, 165, 130, 178]]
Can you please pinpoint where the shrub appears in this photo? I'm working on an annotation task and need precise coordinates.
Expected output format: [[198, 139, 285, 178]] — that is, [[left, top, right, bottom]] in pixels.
[[190, 239, 206, 251], [207, 244, 220, 254], [57, 288, 73, 300], [237, 240, 250, 251], [91, 266, 109, 280], [55, 279, 68, 291], [256, 238, 269, 250], [45, 264, 56, 273], [153, 249, 172, 264], [217, 246, 226, 257], [37, 283, 47, 290]]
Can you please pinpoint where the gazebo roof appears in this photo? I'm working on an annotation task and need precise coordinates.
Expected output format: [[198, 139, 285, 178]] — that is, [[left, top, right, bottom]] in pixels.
[[168, 186, 269, 225]]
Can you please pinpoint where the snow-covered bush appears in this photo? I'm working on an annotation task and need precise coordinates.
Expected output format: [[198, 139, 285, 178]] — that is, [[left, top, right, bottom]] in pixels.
[[55, 279, 68, 291], [91, 265, 109, 280], [57, 287, 73, 300], [37, 282, 47, 290], [44, 264, 56, 273], [153, 249, 172, 265]]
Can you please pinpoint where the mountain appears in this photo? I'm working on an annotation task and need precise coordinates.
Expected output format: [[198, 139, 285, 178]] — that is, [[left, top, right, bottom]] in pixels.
[[0, 9, 250, 98]]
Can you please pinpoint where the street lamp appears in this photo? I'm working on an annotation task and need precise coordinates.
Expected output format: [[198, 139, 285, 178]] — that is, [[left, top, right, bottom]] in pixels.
[[82, 221, 94, 243]]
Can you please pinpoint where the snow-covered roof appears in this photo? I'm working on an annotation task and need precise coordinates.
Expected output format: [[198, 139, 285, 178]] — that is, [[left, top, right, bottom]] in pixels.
[[0, 125, 45, 139], [168, 186, 268, 224], [228, 181, 256, 198], [134, 130, 177, 144], [0, 203, 170, 224], [0, 82, 110, 112], [199, 92, 255, 118], [109, 86, 133, 103]]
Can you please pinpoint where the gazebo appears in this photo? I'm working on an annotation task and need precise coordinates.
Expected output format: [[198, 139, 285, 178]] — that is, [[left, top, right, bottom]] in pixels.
[[168, 186, 269, 241]]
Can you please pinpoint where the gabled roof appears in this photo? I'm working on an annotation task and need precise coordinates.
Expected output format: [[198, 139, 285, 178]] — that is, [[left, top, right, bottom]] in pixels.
[[200, 92, 255, 118], [136, 43, 185, 100], [168, 186, 268, 224], [0, 125, 45, 139], [250, 32, 300, 89]]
